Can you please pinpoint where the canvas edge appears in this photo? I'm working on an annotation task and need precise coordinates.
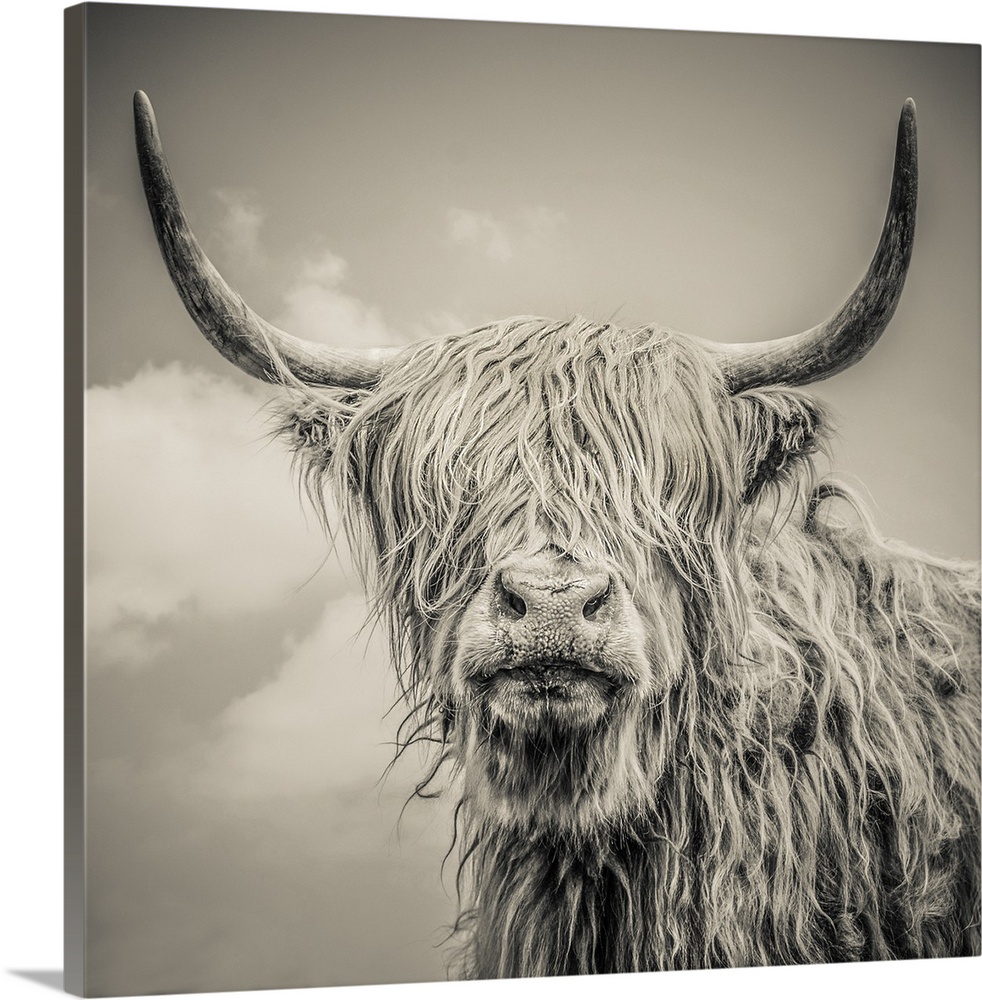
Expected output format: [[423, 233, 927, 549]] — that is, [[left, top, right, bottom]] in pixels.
[[64, 3, 87, 997]]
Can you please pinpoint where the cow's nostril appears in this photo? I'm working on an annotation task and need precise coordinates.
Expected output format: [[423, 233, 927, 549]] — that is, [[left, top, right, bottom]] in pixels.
[[582, 580, 612, 620], [498, 575, 528, 619], [505, 591, 527, 618]]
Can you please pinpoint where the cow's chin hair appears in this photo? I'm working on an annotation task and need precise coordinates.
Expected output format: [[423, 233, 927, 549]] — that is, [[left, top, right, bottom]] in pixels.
[[458, 679, 657, 833]]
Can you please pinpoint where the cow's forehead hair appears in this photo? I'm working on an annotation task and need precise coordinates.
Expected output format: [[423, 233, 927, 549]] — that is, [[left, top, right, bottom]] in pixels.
[[349, 316, 739, 497], [332, 316, 748, 593], [359, 315, 731, 451], [392, 314, 723, 390]]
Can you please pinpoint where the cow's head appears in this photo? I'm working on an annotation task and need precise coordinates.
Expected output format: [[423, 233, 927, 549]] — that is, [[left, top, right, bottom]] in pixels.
[[135, 93, 917, 832]]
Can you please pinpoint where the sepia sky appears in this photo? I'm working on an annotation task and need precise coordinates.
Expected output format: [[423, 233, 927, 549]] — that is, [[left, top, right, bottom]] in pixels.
[[79, 5, 979, 996]]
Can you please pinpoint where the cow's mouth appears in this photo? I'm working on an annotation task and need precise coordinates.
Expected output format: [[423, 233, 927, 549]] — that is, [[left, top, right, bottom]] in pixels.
[[487, 661, 622, 698], [472, 660, 624, 725]]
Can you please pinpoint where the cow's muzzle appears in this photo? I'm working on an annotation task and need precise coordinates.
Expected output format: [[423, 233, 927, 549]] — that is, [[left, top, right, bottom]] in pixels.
[[451, 552, 649, 725]]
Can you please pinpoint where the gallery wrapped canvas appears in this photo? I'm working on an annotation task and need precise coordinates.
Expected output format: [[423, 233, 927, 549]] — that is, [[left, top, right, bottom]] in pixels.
[[65, 3, 981, 996]]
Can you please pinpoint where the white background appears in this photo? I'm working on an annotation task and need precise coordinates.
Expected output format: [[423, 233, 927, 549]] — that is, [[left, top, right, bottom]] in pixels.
[[3, 2, 980, 1000]]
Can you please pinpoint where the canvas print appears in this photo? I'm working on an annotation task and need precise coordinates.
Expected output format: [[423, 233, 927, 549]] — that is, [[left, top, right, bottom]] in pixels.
[[66, 4, 981, 996]]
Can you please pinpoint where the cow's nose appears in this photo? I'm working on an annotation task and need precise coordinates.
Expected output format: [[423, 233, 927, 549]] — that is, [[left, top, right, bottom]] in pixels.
[[497, 566, 612, 622]]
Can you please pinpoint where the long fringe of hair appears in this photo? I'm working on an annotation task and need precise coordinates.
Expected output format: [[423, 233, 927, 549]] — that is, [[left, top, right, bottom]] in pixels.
[[277, 316, 981, 975]]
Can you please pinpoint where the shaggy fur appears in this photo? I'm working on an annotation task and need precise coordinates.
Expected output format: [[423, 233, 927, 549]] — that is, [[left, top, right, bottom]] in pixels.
[[279, 316, 980, 976]]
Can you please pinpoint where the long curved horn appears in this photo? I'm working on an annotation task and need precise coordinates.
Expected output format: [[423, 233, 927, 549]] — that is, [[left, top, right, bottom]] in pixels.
[[134, 91, 399, 389], [713, 99, 917, 393]]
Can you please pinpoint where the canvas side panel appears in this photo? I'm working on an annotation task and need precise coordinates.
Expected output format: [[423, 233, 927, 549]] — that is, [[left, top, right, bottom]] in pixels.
[[64, 4, 87, 996]]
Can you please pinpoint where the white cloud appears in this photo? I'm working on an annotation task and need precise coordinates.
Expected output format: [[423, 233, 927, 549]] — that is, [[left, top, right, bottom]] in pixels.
[[192, 594, 395, 799], [521, 203, 568, 241], [211, 188, 267, 272], [84, 367, 455, 990], [448, 207, 513, 262], [205, 189, 405, 349], [273, 246, 395, 348], [86, 364, 337, 669], [447, 204, 568, 263]]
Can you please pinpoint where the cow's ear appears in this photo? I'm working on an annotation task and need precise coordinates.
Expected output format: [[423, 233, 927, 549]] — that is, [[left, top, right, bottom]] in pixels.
[[274, 394, 359, 474], [730, 389, 828, 504]]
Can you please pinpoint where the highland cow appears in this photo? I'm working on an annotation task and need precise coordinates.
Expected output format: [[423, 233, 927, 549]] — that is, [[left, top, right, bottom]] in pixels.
[[134, 92, 981, 976]]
